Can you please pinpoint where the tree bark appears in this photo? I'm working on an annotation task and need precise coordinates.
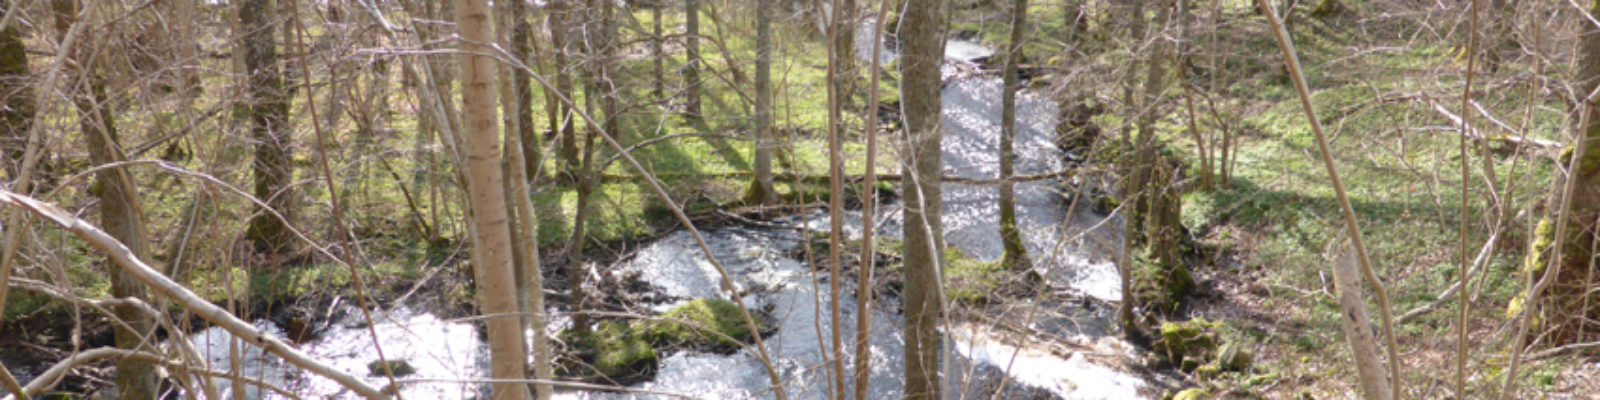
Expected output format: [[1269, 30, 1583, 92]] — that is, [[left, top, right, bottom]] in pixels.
[[747, 0, 776, 205], [1333, 248, 1395, 400], [54, 1, 157, 397], [900, 0, 945, 398], [999, 0, 1031, 271], [241, 0, 295, 258], [455, 0, 532, 397], [684, 0, 702, 119]]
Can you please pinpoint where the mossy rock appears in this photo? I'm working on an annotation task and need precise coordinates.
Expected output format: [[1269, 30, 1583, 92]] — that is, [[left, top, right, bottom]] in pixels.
[[942, 247, 1012, 304], [643, 298, 761, 351], [559, 321, 659, 381], [1245, 372, 1280, 387], [1217, 342, 1253, 372], [1154, 318, 1221, 367], [1172, 388, 1209, 400]]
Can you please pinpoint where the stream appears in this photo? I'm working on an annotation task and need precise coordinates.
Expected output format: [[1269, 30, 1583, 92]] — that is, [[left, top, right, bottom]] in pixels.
[[133, 31, 1150, 400]]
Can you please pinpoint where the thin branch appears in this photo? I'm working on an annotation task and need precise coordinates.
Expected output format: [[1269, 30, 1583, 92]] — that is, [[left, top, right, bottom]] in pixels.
[[284, 0, 403, 394], [1454, 1, 1482, 395], [1260, 2, 1402, 398], [0, 190, 389, 400]]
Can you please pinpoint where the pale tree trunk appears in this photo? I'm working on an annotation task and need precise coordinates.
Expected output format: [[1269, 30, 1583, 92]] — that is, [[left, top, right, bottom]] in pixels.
[[0, 0, 33, 181], [900, 0, 945, 398], [825, 0, 848, 396], [1333, 248, 1394, 400], [854, 1, 893, 397], [241, 0, 295, 258], [53, 1, 156, 398], [998, 0, 1030, 271], [748, 0, 775, 205], [503, 127, 552, 400], [685, 0, 702, 119], [455, 0, 532, 397], [504, 103, 554, 400]]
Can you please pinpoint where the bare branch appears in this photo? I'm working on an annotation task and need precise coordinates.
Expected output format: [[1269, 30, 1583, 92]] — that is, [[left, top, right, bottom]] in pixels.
[[0, 189, 389, 400]]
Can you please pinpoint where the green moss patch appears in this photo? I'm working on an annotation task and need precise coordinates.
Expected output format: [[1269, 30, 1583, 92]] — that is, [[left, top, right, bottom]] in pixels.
[[557, 299, 765, 383], [558, 321, 660, 382], [1154, 318, 1221, 370], [643, 298, 762, 351], [943, 247, 1010, 304]]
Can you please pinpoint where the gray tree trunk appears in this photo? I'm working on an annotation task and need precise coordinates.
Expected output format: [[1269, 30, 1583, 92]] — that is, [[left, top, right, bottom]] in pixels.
[[999, 0, 1031, 271], [685, 0, 702, 119], [748, 0, 775, 204], [241, 0, 295, 258], [899, 0, 946, 398]]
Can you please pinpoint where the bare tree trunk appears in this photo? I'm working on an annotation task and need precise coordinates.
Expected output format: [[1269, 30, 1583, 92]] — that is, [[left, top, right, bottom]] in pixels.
[[1116, 0, 1149, 342], [1333, 248, 1395, 400], [53, 2, 156, 398], [0, 0, 33, 181], [900, 0, 945, 398], [998, 0, 1031, 271], [825, 0, 848, 396], [503, 126, 552, 400], [684, 0, 702, 120], [566, 0, 613, 335], [747, 0, 776, 205], [241, 0, 295, 258], [455, 0, 532, 396], [512, 0, 541, 179], [553, 2, 579, 171]]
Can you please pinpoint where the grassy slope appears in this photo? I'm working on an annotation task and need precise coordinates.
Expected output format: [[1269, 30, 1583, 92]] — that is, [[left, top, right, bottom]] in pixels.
[[959, 0, 1577, 397]]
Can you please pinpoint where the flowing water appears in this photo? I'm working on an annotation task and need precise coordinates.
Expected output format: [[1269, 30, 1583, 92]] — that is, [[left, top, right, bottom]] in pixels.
[[121, 30, 1148, 400]]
